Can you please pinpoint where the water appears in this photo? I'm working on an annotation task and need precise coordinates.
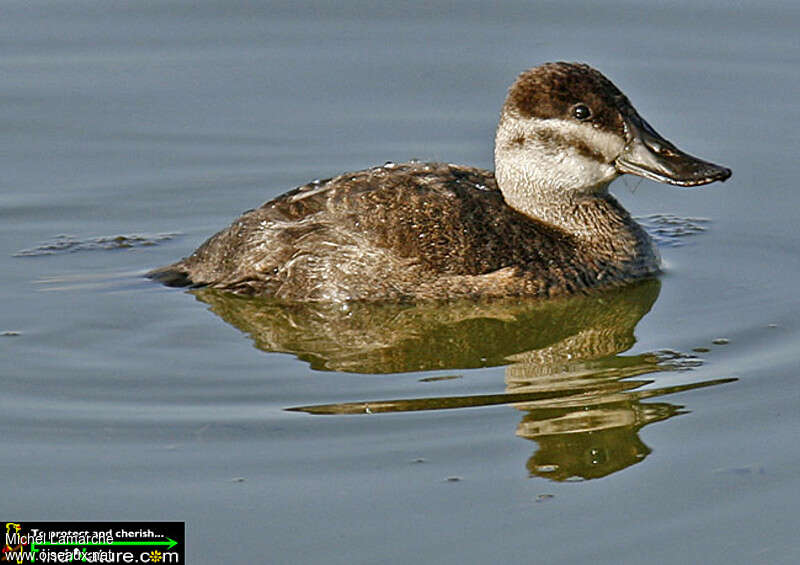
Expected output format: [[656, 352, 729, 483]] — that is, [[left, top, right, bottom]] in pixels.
[[3, 1, 799, 563]]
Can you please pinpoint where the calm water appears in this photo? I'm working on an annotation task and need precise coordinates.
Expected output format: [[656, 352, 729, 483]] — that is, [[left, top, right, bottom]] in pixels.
[[3, 1, 799, 563]]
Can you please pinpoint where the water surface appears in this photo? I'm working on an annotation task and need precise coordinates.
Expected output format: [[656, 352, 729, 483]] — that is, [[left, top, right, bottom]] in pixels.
[[3, 1, 800, 564]]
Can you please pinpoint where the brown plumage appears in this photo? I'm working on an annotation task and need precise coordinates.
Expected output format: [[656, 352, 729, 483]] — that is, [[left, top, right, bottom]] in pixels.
[[149, 63, 731, 301]]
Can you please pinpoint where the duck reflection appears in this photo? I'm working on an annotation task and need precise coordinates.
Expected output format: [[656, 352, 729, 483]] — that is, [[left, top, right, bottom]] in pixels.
[[192, 279, 733, 481], [507, 351, 719, 481]]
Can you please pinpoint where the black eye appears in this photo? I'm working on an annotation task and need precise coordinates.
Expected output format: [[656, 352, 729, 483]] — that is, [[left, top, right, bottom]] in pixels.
[[572, 103, 592, 121]]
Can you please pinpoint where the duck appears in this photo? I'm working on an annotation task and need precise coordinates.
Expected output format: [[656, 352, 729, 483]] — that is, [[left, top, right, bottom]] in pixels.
[[149, 62, 731, 302]]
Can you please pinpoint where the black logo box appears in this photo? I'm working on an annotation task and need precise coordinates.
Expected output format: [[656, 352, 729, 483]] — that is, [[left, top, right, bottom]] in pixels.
[[4, 521, 184, 558]]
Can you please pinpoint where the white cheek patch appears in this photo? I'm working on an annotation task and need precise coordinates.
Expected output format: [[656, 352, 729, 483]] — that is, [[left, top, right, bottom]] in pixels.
[[511, 117, 624, 161], [495, 117, 624, 194], [544, 118, 624, 160]]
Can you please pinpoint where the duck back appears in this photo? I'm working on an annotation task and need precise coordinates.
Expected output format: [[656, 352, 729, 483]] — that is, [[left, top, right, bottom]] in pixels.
[[149, 161, 654, 301]]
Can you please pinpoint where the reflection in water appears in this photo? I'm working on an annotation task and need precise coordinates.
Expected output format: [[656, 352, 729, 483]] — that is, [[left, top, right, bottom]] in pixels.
[[193, 280, 734, 481], [508, 357, 730, 481], [193, 279, 663, 373]]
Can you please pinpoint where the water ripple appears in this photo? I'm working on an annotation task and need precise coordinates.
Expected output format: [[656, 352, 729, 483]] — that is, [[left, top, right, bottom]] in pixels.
[[637, 214, 710, 247], [14, 233, 179, 256]]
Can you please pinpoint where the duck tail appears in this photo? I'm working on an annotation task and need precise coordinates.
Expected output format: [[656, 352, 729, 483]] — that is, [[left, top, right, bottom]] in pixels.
[[146, 262, 195, 288]]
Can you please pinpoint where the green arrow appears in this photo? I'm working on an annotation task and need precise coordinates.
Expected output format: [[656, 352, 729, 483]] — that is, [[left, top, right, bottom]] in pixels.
[[31, 537, 178, 551]]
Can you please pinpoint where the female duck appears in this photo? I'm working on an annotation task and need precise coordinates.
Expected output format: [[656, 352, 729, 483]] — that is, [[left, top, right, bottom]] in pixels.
[[150, 62, 731, 301]]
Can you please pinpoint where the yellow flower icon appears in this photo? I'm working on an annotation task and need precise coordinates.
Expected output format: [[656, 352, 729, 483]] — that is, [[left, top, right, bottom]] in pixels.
[[149, 550, 163, 562]]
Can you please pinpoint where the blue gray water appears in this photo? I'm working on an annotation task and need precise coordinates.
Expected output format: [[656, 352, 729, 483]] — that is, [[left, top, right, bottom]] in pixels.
[[3, 1, 799, 563]]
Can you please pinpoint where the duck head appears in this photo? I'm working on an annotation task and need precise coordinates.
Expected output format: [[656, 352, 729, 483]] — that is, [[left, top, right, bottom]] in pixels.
[[494, 62, 731, 219]]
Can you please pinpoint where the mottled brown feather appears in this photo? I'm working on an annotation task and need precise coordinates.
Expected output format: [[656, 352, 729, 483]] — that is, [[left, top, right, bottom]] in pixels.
[[150, 161, 657, 301]]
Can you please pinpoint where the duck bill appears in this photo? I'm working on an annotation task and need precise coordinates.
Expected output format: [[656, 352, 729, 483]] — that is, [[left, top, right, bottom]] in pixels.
[[615, 111, 731, 187]]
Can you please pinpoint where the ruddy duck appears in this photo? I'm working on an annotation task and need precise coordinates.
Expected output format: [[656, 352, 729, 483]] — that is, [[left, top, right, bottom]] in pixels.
[[149, 62, 731, 301]]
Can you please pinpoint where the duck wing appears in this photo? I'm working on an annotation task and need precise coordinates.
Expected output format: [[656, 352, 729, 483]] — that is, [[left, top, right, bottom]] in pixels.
[[149, 162, 574, 300]]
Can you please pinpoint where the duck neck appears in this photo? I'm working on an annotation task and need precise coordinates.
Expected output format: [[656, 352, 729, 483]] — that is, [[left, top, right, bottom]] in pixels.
[[499, 178, 659, 271]]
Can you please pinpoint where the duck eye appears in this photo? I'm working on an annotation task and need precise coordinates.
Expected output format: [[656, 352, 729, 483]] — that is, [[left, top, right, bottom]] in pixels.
[[572, 103, 592, 121]]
